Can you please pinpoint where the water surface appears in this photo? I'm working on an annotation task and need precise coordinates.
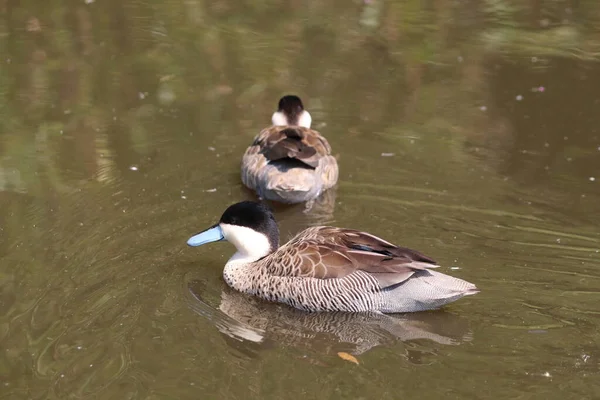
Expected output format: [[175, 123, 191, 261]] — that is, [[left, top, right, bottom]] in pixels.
[[1, 1, 600, 399]]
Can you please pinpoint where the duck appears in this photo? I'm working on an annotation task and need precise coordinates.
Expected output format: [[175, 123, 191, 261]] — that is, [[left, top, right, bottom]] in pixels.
[[186, 201, 478, 313], [241, 95, 338, 204]]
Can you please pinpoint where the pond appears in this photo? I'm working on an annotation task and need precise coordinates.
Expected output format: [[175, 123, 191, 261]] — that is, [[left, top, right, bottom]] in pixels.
[[1, 1, 599, 399]]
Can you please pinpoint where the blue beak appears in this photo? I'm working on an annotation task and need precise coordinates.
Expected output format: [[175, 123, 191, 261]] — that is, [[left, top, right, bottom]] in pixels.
[[187, 225, 224, 247]]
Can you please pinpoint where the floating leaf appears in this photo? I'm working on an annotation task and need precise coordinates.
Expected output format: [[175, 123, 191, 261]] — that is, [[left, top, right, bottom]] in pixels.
[[337, 352, 359, 365]]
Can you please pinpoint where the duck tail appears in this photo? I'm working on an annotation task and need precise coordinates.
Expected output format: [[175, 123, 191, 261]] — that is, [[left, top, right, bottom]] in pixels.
[[382, 270, 478, 313]]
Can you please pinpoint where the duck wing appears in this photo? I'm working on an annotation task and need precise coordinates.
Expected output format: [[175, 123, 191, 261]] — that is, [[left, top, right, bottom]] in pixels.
[[254, 126, 332, 169], [271, 227, 439, 289]]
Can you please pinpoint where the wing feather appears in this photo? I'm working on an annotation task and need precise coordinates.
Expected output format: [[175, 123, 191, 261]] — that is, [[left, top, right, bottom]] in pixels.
[[267, 227, 439, 289], [253, 126, 332, 169]]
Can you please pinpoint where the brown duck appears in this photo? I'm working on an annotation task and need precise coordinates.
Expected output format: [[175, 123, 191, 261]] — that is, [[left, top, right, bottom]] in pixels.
[[241, 95, 338, 204], [187, 201, 479, 313]]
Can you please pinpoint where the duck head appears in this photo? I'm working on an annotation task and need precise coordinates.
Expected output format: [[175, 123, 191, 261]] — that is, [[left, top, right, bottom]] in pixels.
[[187, 201, 280, 262], [271, 95, 312, 128]]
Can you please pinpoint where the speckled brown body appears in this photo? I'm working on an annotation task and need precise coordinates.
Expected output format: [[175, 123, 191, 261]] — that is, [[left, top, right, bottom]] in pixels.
[[241, 126, 338, 203], [222, 227, 479, 313]]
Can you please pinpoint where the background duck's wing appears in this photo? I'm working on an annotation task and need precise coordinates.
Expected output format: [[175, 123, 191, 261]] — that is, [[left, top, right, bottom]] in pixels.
[[317, 155, 339, 190], [271, 227, 439, 289], [255, 126, 331, 169]]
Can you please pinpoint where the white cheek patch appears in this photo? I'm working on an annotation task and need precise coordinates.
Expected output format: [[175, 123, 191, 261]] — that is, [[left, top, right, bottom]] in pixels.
[[271, 111, 288, 126], [272, 110, 312, 128], [220, 223, 272, 261], [298, 111, 312, 128]]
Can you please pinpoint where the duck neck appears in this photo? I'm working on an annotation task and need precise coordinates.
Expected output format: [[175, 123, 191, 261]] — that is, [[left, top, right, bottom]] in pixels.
[[227, 250, 264, 265], [218, 223, 279, 292], [223, 252, 263, 293]]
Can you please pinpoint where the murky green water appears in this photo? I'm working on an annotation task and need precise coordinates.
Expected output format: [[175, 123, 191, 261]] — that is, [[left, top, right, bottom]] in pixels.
[[1, 1, 600, 399]]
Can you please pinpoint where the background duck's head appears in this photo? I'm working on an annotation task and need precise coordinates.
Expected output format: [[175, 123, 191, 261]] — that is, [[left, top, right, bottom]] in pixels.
[[271, 95, 312, 128], [187, 201, 280, 261]]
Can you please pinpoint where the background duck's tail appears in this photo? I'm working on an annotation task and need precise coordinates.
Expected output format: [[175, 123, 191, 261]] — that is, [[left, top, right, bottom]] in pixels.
[[261, 161, 321, 203]]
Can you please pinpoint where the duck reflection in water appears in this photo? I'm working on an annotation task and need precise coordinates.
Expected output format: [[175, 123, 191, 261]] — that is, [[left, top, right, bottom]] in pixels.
[[186, 281, 473, 359], [265, 186, 338, 227]]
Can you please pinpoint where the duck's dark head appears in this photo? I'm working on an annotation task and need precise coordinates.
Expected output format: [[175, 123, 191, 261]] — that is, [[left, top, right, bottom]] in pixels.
[[187, 201, 280, 261], [272, 95, 312, 128]]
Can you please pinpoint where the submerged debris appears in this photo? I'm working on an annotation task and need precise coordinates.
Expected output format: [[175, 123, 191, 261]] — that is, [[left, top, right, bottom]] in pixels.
[[337, 352, 359, 365]]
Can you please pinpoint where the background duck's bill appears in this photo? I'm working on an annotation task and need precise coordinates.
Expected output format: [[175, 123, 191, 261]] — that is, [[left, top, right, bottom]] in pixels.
[[187, 225, 224, 247]]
